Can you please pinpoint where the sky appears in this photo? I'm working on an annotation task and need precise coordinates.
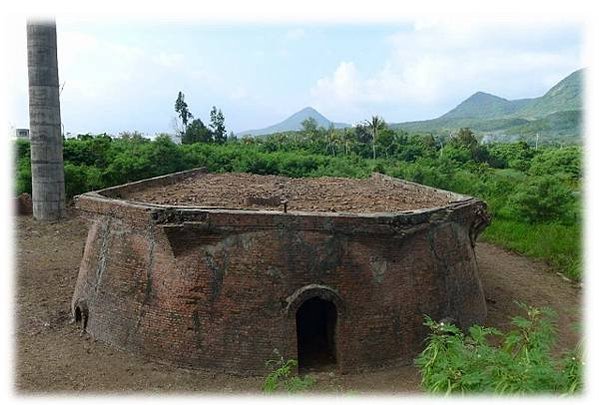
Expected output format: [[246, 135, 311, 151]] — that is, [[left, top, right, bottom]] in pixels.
[[6, 18, 583, 136]]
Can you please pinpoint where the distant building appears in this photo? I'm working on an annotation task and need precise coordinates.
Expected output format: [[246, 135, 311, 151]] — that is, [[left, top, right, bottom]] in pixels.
[[14, 128, 30, 140]]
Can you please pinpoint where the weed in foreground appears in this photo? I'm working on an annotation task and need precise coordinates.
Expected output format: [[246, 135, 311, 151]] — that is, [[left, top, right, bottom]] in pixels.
[[262, 350, 315, 394], [415, 302, 583, 395]]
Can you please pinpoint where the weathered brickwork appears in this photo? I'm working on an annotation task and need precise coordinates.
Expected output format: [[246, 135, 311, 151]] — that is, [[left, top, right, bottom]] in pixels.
[[71, 168, 490, 375]]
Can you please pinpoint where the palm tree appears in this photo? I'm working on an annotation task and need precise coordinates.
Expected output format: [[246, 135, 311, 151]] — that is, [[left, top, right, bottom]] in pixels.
[[364, 115, 386, 160], [27, 20, 65, 220], [341, 128, 351, 156], [326, 125, 340, 156]]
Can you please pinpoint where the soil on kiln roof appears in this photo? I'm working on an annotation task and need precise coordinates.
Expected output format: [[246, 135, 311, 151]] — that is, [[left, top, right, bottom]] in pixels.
[[125, 173, 457, 213]]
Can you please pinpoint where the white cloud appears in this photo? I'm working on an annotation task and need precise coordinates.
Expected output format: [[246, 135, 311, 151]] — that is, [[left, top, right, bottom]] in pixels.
[[312, 61, 359, 103], [310, 20, 581, 121]]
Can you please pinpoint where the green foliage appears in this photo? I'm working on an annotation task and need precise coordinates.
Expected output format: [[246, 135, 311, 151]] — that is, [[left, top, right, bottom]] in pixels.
[[262, 351, 315, 394], [561, 344, 584, 394], [64, 163, 88, 198], [174, 91, 193, 130], [507, 175, 576, 224], [209, 106, 227, 144], [449, 127, 478, 150], [15, 157, 32, 195], [118, 130, 150, 142], [301, 117, 319, 133], [182, 118, 213, 144], [14, 139, 31, 162], [176, 94, 229, 145], [364, 115, 386, 159], [481, 219, 581, 280], [528, 147, 582, 182], [415, 304, 583, 394], [487, 141, 535, 170]]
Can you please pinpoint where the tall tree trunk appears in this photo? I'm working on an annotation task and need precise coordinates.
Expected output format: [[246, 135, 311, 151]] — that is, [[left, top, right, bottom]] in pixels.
[[27, 20, 65, 221]]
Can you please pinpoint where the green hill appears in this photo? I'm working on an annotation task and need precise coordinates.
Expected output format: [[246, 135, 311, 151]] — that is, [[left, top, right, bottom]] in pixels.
[[391, 69, 584, 143], [517, 70, 583, 119], [440, 92, 530, 120]]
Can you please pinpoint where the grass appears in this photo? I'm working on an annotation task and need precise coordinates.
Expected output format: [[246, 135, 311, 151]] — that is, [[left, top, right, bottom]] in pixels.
[[481, 218, 582, 282]]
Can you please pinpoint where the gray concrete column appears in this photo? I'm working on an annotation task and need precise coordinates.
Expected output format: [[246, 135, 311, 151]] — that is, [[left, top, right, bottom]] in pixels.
[[27, 20, 66, 221]]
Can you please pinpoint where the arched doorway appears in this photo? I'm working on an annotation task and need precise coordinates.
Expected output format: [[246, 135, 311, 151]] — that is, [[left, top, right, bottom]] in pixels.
[[296, 297, 337, 371]]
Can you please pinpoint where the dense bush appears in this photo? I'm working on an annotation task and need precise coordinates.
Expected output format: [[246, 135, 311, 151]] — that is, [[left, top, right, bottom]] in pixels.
[[415, 303, 583, 394], [507, 175, 576, 224], [15, 157, 32, 196], [487, 141, 535, 171], [528, 147, 582, 182]]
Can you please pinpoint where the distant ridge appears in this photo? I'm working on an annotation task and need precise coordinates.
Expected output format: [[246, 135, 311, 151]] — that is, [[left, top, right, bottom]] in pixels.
[[391, 68, 584, 141], [517, 69, 583, 118], [238, 107, 350, 136], [440, 92, 531, 120]]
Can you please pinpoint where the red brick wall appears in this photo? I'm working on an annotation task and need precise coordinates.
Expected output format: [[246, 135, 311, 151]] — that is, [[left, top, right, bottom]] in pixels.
[[72, 193, 489, 375]]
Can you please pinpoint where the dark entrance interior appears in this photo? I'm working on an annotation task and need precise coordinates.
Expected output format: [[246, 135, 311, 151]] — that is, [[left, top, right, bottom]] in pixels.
[[296, 297, 337, 371]]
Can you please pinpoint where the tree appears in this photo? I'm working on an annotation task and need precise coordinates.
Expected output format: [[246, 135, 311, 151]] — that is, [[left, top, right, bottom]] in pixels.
[[341, 128, 352, 156], [174, 91, 193, 134], [227, 131, 238, 142], [27, 20, 66, 221], [529, 147, 581, 182], [209, 106, 227, 144], [118, 131, 148, 142], [450, 127, 478, 150], [326, 125, 341, 156], [354, 123, 370, 144], [375, 128, 399, 158], [447, 128, 490, 163], [364, 115, 386, 160], [301, 117, 318, 133], [182, 118, 212, 144]]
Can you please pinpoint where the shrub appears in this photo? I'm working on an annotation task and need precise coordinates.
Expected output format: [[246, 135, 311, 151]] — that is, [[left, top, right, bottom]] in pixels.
[[64, 163, 88, 198], [262, 350, 315, 394], [415, 303, 583, 394], [487, 141, 535, 171], [529, 147, 582, 182], [507, 175, 576, 223], [14, 139, 31, 162], [15, 159, 32, 195]]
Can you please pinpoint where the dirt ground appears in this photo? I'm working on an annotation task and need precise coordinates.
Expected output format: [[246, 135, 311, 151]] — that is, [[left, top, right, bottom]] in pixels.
[[126, 172, 455, 213], [13, 210, 581, 394]]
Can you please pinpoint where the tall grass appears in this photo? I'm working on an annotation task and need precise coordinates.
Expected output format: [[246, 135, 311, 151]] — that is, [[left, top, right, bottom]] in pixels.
[[481, 219, 582, 281]]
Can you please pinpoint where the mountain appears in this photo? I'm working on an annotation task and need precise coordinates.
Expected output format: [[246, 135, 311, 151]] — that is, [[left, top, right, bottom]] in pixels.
[[440, 92, 530, 120], [517, 69, 583, 118], [238, 107, 350, 136], [391, 68, 584, 142]]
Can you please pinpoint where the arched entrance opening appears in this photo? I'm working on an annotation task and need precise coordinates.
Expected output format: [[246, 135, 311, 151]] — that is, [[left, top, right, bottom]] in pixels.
[[295, 297, 337, 371]]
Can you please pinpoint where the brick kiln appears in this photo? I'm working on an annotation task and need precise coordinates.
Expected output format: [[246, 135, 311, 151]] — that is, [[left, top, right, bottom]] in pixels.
[[71, 168, 490, 375]]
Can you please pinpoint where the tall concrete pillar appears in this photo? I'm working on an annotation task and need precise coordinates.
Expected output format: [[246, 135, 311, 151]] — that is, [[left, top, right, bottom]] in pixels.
[[26, 20, 66, 221]]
